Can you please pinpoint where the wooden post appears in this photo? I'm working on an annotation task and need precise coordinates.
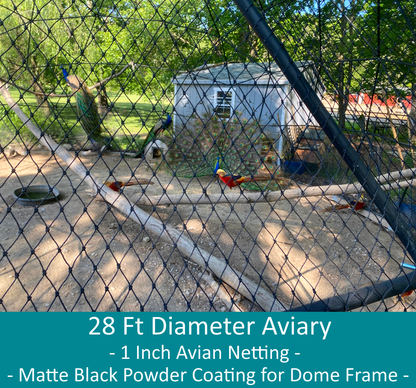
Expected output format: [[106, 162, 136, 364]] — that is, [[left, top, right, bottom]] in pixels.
[[383, 93, 404, 169]]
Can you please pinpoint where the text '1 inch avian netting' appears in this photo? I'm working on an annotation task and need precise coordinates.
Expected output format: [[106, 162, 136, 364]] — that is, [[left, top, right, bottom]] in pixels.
[[0, 0, 416, 312]]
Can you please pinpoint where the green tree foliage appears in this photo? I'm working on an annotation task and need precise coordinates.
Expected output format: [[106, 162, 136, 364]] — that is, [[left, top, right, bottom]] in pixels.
[[0, 0, 268, 98], [0, 1, 105, 95], [0, 0, 414, 130], [357, 0, 416, 96]]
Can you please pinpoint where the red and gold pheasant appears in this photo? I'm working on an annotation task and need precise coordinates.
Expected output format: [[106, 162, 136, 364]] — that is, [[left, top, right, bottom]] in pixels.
[[104, 180, 153, 192], [319, 196, 365, 213], [215, 169, 290, 190]]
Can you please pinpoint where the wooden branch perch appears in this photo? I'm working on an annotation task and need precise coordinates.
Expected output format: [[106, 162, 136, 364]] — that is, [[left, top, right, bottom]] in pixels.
[[88, 62, 135, 91], [200, 271, 244, 312], [0, 83, 284, 312], [131, 168, 416, 207], [0, 61, 135, 98]]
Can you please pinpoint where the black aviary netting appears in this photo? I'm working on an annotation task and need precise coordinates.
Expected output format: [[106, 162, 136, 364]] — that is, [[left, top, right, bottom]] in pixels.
[[0, 0, 416, 312]]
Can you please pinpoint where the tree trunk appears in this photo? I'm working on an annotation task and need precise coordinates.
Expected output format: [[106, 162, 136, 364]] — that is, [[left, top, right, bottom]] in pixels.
[[30, 57, 50, 115], [337, 2, 347, 130], [97, 84, 109, 117], [382, 92, 404, 168], [239, 24, 252, 59], [337, 0, 355, 132]]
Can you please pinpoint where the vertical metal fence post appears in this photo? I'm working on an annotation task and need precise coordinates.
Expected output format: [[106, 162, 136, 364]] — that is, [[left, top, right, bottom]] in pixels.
[[233, 0, 416, 265]]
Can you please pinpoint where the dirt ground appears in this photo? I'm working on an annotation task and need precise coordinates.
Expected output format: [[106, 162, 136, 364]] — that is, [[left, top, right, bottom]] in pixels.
[[0, 150, 414, 312]]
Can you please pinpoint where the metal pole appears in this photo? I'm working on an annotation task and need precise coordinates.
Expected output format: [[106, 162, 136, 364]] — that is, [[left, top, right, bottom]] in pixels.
[[232, 0, 416, 264]]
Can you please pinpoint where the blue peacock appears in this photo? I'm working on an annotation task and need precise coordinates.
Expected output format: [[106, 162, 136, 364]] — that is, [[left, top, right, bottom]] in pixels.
[[133, 113, 172, 158], [61, 66, 109, 151]]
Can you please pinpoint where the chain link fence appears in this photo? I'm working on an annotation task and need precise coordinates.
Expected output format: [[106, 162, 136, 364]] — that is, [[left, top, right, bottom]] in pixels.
[[0, 0, 415, 312]]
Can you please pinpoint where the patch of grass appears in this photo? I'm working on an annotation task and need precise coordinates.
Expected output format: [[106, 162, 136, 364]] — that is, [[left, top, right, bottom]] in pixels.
[[101, 92, 171, 151], [0, 89, 172, 151]]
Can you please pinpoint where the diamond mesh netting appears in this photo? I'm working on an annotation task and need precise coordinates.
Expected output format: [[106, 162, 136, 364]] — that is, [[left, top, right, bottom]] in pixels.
[[0, 0, 416, 312]]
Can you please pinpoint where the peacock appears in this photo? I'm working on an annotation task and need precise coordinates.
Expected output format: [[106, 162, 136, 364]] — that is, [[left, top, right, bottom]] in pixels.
[[133, 113, 172, 158], [61, 66, 109, 151], [162, 113, 288, 191]]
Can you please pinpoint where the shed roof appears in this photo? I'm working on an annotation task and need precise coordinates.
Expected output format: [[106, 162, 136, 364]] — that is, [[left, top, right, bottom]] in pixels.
[[173, 61, 320, 87]]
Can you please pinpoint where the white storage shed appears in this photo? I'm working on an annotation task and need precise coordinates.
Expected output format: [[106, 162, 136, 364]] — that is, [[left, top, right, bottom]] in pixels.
[[172, 61, 325, 161]]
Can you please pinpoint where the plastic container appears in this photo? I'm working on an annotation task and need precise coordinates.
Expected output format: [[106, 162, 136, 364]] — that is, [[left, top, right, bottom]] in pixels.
[[13, 185, 60, 207], [283, 160, 305, 175]]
